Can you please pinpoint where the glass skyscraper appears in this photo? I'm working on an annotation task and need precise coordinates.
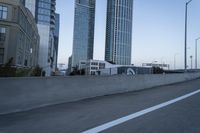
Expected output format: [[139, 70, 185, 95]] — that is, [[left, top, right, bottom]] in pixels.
[[54, 13, 60, 69], [71, 0, 96, 68], [24, 0, 58, 76], [105, 0, 133, 65]]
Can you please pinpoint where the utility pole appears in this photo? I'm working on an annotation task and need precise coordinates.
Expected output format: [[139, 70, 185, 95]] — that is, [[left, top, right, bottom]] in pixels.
[[190, 55, 193, 69], [195, 37, 200, 69], [184, 0, 193, 71]]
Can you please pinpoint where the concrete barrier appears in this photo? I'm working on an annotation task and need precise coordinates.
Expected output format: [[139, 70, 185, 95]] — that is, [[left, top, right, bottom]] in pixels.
[[0, 73, 200, 115]]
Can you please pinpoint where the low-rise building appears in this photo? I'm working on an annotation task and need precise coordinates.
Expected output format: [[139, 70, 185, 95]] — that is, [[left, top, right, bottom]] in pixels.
[[142, 63, 170, 70], [99, 66, 153, 76], [79, 60, 118, 75], [79, 59, 153, 75], [0, 0, 39, 68]]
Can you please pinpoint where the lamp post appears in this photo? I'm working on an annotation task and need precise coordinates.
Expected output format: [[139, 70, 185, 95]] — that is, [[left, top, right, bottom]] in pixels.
[[184, 0, 193, 71], [190, 55, 193, 69], [195, 37, 200, 69]]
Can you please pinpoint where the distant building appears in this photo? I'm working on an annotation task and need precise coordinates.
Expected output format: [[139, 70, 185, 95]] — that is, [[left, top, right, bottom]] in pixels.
[[79, 60, 118, 75], [105, 0, 134, 65], [142, 63, 170, 70], [24, 0, 57, 76], [79, 59, 152, 75], [67, 55, 72, 74], [99, 66, 153, 76], [71, 0, 96, 70], [0, 0, 39, 67]]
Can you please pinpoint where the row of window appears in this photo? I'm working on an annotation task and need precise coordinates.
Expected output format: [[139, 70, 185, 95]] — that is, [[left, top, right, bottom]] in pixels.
[[17, 46, 38, 66], [38, 14, 50, 22], [0, 5, 7, 20], [40, 0, 51, 3], [38, 2, 51, 9], [99, 63, 105, 69], [91, 67, 98, 70], [19, 10, 36, 38], [17, 53, 30, 66], [38, 8, 50, 16], [0, 26, 6, 64], [0, 27, 6, 44], [77, 0, 95, 7], [90, 62, 105, 67], [91, 62, 98, 65]]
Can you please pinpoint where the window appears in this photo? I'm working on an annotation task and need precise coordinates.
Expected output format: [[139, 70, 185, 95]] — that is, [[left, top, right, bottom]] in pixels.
[[0, 5, 8, 19], [24, 59, 28, 66], [99, 63, 105, 69], [18, 32, 24, 49], [38, 14, 50, 23], [17, 54, 22, 65], [26, 38, 30, 51], [91, 62, 98, 66], [38, 2, 50, 9], [0, 48, 4, 64], [91, 71, 95, 75], [91, 67, 98, 70], [23, 55, 29, 66], [0, 27, 6, 44], [38, 8, 50, 16]]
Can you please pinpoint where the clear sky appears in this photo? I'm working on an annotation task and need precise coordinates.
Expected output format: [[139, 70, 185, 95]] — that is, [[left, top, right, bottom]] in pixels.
[[56, 0, 200, 69]]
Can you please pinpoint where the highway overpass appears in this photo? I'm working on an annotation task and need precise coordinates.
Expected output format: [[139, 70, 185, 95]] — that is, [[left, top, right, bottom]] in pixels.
[[0, 78, 200, 133]]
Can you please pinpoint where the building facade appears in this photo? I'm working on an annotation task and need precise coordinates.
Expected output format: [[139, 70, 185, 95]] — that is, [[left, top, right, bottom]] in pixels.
[[71, 0, 96, 70], [142, 63, 170, 70], [79, 60, 115, 75], [0, 0, 39, 67], [67, 55, 72, 74], [105, 0, 133, 65], [24, 0, 58, 76], [78, 59, 152, 75], [99, 66, 153, 76], [54, 13, 60, 69], [22, 0, 35, 17]]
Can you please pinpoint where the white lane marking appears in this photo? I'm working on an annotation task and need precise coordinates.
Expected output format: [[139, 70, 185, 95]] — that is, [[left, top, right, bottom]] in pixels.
[[82, 89, 200, 133]]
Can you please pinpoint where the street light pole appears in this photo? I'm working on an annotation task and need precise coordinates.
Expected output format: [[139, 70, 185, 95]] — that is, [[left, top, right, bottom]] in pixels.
[[190, 55, 193, 69], [195, 37, 200, 69], [184, 0, 193, 72]]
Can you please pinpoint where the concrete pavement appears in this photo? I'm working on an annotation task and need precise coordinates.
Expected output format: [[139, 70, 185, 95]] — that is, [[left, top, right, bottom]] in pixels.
[[0, 78, 200, 133]]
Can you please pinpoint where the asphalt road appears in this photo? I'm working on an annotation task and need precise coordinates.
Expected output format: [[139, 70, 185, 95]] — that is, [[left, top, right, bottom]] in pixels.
[[0, 78, 200, 133]]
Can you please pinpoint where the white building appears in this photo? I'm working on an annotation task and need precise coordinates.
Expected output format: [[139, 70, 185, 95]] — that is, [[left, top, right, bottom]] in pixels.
[[78, 60, 152, 76], [79, 60, 119, 75], [142, 63, 170, 70]]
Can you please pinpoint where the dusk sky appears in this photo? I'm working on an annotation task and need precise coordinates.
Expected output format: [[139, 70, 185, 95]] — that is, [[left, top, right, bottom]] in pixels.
[[56, 0, 200, 69]]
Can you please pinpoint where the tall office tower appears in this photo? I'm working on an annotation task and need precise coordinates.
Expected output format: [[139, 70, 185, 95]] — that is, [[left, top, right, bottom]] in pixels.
[[24, 0, 57, 76], [54, 13, 60, 69], [105, 0, 133, 65], [71, 0, 96, 69]]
